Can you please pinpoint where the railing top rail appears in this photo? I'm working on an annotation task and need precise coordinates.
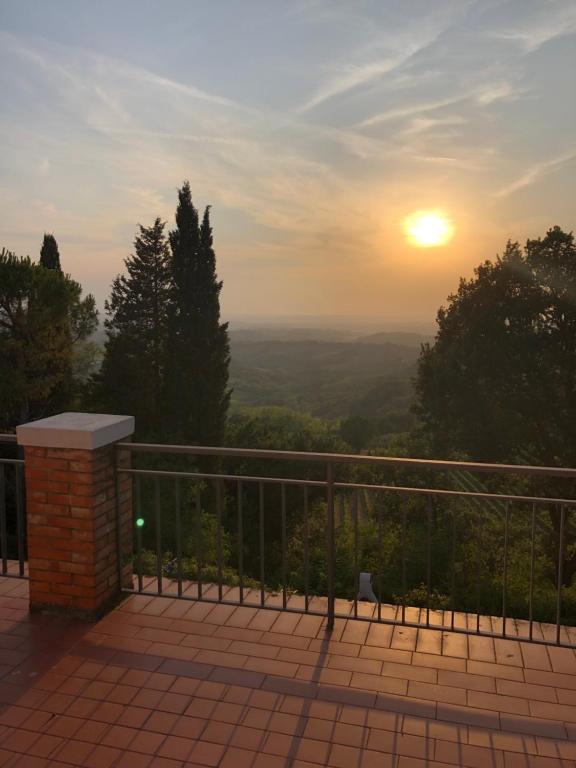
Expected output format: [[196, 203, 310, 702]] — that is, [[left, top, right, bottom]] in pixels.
[[120, 465, 576, 506], [117, 441, 576, 480]]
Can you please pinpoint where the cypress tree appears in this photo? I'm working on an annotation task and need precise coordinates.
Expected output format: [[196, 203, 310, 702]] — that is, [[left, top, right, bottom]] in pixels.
[[40, 233, 61, 270], [165, 182, 230, 444], [97, 218, 171, 437]]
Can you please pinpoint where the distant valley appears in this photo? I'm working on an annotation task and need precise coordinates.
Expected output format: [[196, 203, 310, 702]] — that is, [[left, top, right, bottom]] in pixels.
[[229, 326, 431, 428]]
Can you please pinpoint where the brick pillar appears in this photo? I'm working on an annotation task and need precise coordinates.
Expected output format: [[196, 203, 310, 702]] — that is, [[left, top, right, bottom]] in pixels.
[[17, 412, 135, 619]]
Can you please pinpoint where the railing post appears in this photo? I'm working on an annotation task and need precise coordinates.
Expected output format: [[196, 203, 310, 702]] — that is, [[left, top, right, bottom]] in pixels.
[[326, 462, 335, 632], [17, 412, 134, 619]]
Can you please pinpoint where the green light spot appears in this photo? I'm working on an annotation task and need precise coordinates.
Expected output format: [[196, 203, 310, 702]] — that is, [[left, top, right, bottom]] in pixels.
[[136, 518, 145, 528]]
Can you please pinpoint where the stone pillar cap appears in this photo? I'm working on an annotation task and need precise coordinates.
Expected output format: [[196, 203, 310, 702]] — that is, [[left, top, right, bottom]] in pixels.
[[17, 412, 135, 450]]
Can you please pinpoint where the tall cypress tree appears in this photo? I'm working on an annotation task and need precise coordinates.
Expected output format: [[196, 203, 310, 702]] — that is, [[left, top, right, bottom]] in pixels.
[[165, 182, 230, 444], [40, 234, 61, 270], [97, 218, 171, 437]]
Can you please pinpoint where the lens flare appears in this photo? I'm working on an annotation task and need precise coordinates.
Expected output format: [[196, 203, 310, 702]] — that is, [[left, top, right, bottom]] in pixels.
[[404, 210, 454, 247]]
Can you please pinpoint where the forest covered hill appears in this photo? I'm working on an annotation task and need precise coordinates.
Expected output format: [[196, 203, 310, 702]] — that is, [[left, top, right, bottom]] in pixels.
[[229, 327, 430, 428]]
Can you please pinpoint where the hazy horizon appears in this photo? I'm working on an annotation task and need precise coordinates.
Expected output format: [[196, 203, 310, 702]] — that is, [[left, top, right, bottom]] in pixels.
[[1, 0, 575, 319]]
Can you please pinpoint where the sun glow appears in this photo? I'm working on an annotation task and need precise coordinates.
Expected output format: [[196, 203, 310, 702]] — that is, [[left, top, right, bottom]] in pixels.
[[404, 210, 454, 247]]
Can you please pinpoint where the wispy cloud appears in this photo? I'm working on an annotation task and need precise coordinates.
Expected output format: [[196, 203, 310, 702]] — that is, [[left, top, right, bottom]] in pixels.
[[296, 57, 410, 114], [494, 151, 576, 198], [488, 6, 576, 52], [356, 95, 466, 128]]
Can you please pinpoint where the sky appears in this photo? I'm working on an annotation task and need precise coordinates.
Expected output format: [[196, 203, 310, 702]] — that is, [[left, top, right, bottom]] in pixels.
[[1, 0, 575, 324]]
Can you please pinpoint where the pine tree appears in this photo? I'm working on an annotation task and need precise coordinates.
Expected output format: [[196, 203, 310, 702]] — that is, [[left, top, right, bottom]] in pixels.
[[40, 234, 61, 270], [97, 218, 171, 437], [165, 182, 230, 444], [0, 247, 97, 429]]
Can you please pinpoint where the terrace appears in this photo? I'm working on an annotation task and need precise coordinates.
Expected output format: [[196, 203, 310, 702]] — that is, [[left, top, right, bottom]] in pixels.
[[0, 412, 575, 767]]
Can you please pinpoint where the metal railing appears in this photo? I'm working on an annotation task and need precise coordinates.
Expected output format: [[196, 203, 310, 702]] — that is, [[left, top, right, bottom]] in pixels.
[[0, 434, 26, 578], [116, 442, 576, 648]]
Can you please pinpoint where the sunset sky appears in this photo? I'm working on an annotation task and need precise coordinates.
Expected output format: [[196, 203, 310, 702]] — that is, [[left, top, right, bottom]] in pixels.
[[1, 0, 575, 324]]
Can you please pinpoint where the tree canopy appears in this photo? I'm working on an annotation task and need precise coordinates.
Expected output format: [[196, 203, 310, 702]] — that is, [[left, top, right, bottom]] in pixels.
[[39, 233, 61, 270], [164, 182, 230, 444], [0, 248, 97, 429], [415, 227, 576, 466], [96, 218, 171, 437]]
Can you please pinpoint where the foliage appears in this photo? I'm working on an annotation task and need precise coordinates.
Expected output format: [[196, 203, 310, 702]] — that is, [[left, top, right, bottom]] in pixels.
[[164, 183, 230, 446], [0, 247, 97, 429], [39, 233, 61, 270], [414, 225, 576, 606], [95, 218, 171, 437], [415, 227, 576, 465]]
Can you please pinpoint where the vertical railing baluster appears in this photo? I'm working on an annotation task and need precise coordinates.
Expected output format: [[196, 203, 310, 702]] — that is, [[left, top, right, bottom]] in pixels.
[[450, 509, 456, 632], [304, 485, 309, 613], [353, 489, 359, 620], [196, 486, 203, 600], [0, 465, 7, 575], [136, 476, 143, 593], [377, 498, 382, 622], [216, 481, 223, 602], [281, 483, 287, 610], [528, 503, 536, 642], [259, 482, 265, 607], [502, 501, 509, 638], [556, 504, 565, 645], [114, 450, 123, 591], [155, 477, 162, 595], [15, 465, 25, 577], [426, 495, 432, 628], [237, 481, 244, 604], [401, 500, 407, 626], [476, 513, 483, 634], [326, 463, 335, 631], [175, 478, 182, 598]]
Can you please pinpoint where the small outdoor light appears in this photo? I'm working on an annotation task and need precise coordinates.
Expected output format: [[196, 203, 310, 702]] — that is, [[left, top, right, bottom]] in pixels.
[[136, 518, 145, 528], [357, 572, 377, 603]]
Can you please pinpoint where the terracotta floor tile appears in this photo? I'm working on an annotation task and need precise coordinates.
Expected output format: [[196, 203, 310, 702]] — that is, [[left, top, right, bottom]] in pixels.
[[295, 737, 331, 764], [45, 715, 83, 739], [82, 744, 121, 768], [467, 690, 530, 715], [253, 752, 290, 768], [185, 698, 217, 720], [73, 720, 109, 743], [100, 724, 137, 749], [211, 701, 246, 724], [170, 678, 201, 697], [89, 701, 124, 724], [329, 743, 396, 768], [3, 727, 41, 753], [218, 746, 256, 767], [187, 740, 225, 766], [157, 735, 196, 761], [52, 738, 94, 765], [171, 715, 208, 740], [131, 688, 164, 709], [128, 730, 166, 754], [27, 734, 65, 758], [108, 757, 150, 768], [194, 681, 227, 701], [231, 724, 267, 751], [200, 720, 235, 745], [145, 711, 180, 734], [159, 691, 192, 714], [116, 706, 150, 729], [2, 581, 576, 768]]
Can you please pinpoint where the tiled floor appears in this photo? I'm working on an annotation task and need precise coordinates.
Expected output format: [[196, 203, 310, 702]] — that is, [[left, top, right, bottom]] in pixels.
[[1, 576, 575, 767]]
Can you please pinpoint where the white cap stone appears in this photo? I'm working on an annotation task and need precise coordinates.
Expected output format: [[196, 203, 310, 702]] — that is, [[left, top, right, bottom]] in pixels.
[[16, 412, 135, 450]]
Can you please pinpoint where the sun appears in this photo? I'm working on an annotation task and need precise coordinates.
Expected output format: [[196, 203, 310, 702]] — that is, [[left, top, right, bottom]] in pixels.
[[403, 210, 454, 247]]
